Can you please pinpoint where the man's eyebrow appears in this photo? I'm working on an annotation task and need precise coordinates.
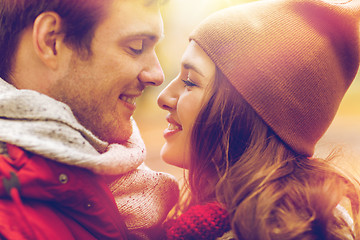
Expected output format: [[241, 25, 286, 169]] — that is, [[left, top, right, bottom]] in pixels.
[[128, 32, 164, 42], [183, 62, 205, 77]]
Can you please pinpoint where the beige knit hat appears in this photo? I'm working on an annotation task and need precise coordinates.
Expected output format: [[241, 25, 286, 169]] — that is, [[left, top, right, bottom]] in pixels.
[[190, 0, 360, 156]]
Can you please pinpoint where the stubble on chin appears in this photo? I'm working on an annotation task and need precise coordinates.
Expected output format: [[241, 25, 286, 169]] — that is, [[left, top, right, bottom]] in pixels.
[[83, 115, 134, 145]]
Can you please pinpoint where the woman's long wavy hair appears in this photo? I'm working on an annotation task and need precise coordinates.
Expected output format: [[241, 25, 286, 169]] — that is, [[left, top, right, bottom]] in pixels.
[[178, 69, 360, 239]]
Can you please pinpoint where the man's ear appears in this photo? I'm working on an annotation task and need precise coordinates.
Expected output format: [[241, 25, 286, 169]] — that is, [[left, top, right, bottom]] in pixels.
[[32, 11, 64, 70]]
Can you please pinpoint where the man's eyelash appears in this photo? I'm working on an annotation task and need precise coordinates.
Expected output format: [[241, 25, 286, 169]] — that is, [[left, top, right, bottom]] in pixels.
[[130, 47, 143, 55]]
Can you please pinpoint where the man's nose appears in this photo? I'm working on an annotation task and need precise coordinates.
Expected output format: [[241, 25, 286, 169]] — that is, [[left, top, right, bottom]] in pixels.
[[138, 54, 164, 86]]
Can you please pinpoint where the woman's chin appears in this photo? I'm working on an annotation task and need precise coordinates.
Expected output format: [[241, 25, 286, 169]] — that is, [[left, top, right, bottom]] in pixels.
[[160, 145, 188, 169]]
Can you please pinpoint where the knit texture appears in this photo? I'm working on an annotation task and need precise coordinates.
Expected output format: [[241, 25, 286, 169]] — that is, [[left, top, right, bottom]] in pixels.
[[190, 0, 360, 156], [108, 163, 180, 230], [164, 202, 231, 240], [0, 78, 179, 229]]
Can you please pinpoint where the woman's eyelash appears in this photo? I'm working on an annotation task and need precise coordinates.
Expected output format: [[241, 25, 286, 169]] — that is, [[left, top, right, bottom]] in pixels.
[[182, 78, 197, 87]]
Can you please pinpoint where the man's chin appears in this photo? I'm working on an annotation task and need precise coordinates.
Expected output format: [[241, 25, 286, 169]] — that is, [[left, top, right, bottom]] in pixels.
[[102, 128, 133, 145]]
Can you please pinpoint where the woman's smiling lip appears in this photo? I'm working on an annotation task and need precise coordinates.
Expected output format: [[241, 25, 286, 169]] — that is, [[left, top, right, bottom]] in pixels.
[[164, 115, 182, 138]]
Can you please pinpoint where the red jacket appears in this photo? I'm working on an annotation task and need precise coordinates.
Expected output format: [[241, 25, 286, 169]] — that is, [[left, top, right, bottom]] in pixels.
[[0, 144, 128, 240]]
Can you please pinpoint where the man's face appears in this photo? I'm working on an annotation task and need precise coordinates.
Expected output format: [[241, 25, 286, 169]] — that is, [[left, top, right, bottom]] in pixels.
[[49, 0, 164, 144]]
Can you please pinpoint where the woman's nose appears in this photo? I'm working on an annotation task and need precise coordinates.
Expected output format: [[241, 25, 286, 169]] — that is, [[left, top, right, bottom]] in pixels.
[[157, 79, 178, 111]]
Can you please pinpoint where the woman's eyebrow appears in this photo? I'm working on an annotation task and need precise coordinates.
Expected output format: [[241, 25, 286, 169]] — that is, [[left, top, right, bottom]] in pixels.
[[182, 62, 205, 77]]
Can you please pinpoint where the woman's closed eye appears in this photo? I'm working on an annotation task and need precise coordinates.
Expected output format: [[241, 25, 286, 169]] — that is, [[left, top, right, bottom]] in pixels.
[[182, 77, 198, 88]]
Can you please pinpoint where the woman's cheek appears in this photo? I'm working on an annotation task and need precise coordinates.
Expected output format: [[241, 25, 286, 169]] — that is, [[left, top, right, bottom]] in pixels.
[[178, 93, 204, 131]]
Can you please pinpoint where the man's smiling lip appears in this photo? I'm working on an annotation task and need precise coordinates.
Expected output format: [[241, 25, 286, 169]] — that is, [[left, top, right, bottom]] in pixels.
[[119, 95, 137, 105], [119, 93, 142, 111]]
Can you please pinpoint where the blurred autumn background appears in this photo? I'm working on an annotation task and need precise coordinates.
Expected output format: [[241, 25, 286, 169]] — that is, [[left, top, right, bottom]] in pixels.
[[133, 0, 360, 181]]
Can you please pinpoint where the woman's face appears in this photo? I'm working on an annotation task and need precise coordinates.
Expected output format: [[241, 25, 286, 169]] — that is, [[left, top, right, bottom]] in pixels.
[[157, 40, 216, 169]]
